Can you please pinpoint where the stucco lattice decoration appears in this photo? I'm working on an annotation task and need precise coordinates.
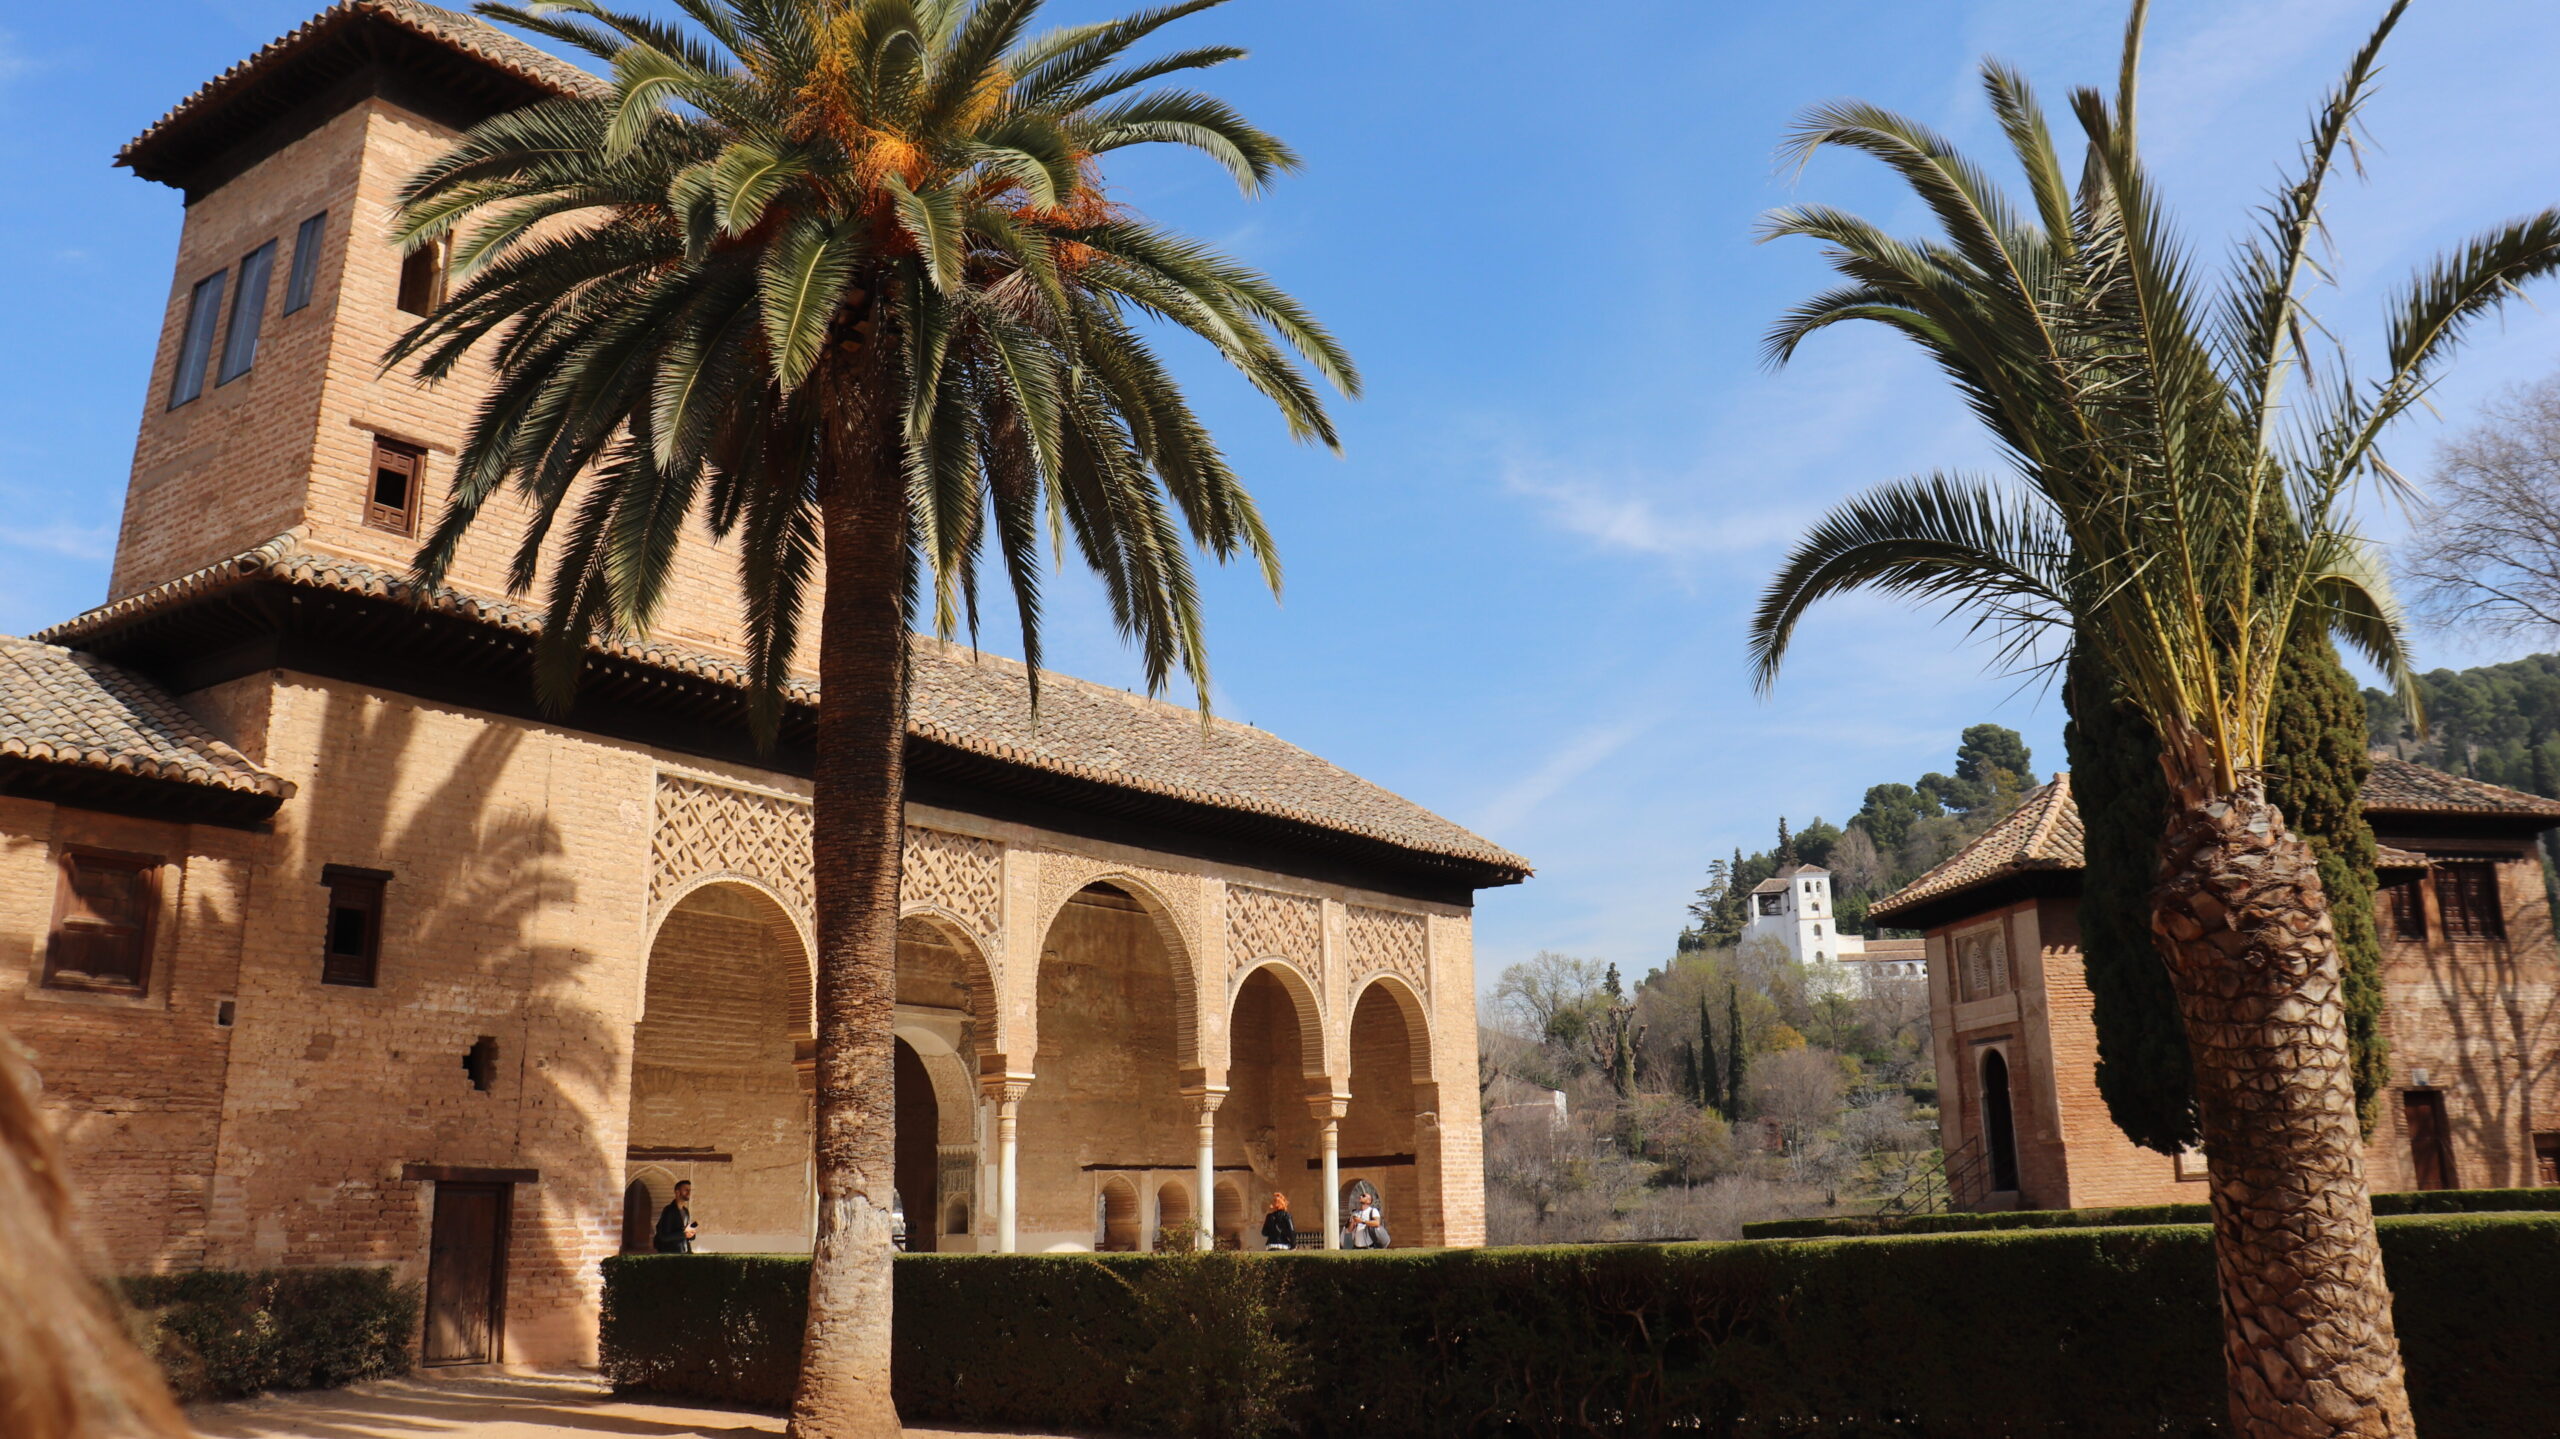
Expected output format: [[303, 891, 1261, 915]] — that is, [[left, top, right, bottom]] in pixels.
[[904, 826, 1003, 941], [651, 778, 1005, 948], [1036, 851, 1201, 958], [1347, 905, 1429, 995], [651, 776, 815, 924], [1226, 885, 1323, 975]]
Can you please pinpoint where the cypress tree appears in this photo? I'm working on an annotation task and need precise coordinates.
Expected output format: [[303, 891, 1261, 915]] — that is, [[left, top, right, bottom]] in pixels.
[[2265, 628, 2389, 1134], [1697, 992, 1722, 1116], [1725, 983, 1747, 1121], [2069, 627, 2391, 1152], [2063, 644, 2195, 1154]]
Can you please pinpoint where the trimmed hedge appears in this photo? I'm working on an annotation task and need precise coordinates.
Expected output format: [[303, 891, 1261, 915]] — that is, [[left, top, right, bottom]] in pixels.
[[602, 1214, 2560, 1437], [121, 1266, 419, 1401], [1738, 1185, 2560, 1239]]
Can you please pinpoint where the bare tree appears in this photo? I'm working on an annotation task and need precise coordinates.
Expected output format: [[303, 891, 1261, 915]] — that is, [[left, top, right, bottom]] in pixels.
[[2404, 375, 2560, 637], [1490, 952, 1609, 1046]]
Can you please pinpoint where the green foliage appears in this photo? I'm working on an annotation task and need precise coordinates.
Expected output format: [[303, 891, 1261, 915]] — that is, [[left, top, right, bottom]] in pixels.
[[1741, 1186, 2560, 1238], [2066, 644, 2198, 1155], [2070, 630, 2390, 1154], [602, 1217, 2560, 1437], [1854, 782, 1939, 852], [2366, 651, 2560, 790], [2265, 628, 2389, 1131], [598, 1254, 811, 1409], [121, 1267, 417, 1402], [1123, 1248, 1308, 1439]]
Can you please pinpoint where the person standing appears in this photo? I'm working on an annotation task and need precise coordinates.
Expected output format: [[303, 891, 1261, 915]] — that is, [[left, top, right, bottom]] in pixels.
[[654, 1179, 700, 1254], [1260, 1192, 1295, 1251], [1350, 1190, 1390, 1250]]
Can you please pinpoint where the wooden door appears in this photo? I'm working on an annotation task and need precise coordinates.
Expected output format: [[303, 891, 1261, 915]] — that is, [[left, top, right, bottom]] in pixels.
[[2403, 1091, 2455, 1192], [424, 1182, 509, 1365]]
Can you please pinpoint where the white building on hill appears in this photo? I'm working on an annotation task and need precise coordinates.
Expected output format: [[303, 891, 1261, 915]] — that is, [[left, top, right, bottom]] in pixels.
[[1741, 864, 1925, 996]]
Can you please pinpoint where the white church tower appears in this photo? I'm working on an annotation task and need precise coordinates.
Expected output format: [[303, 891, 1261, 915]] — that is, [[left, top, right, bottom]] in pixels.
[[1741, 864, 1844, 964]]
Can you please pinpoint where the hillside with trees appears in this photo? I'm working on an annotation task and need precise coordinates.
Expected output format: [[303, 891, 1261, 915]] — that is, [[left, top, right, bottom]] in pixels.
[[1681, 724, 2037, 944], [2366, 653, 2560, 796]]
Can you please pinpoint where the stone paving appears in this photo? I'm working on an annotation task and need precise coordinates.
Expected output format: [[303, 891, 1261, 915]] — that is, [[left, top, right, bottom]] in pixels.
[[187, 1369, 1084, 1439]]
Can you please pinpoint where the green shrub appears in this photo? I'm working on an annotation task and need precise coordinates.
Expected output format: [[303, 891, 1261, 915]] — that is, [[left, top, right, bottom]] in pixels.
[[120, 1267, 417, 1401], [601, 1215, 2560, 1437], [1739, 1185, 2560, 1239]]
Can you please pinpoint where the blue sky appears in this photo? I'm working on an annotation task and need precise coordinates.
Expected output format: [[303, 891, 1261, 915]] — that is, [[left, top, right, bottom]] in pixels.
[[6, 1, 2560, 996]]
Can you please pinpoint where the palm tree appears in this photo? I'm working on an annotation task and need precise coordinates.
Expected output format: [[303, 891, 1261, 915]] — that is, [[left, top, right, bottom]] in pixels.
[[1745, 3, 2560, 1434], [384, 3, 1354, 1433]]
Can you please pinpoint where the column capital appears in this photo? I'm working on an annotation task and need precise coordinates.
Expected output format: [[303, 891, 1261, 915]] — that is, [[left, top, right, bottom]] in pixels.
[[978, 1072, 1035, 1105], [1304, 1092, 1350, 1125], [1179, 1083, 1231, 1113]]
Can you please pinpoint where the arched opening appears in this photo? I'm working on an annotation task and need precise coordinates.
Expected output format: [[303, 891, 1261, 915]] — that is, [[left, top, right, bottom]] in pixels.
[[894, 1037, 938, 1251], [629, 883, 813, 1252], [1024, 882, 1191, 1250], [619, 1180, 654, 1255], [897, 915, 993, 1251], [1981, 1048, 2021, 1194], [1154, 1179, 1194, 1250], [1343, 979, 1428, 1242], [1096, 1176, 1142, 1251], [1226, 964, 1323, 1230], [1214, 1180, 1246, 1251]]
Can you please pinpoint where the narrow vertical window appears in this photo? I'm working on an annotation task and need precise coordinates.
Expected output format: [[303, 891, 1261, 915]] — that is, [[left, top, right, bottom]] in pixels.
[[168, 269, 227, 408], [217, 240, 276, 385], [284, 211, 327, 314], [321, 866, 388, 987], [44, 850, 159, 994], [2385, 874, 2427, 941], [2435, 862, 2505, 940], [397, 235, 448, 316], [366, 437, 425, 535]]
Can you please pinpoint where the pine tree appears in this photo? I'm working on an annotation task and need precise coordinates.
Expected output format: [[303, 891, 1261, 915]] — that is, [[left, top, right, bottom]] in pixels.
[[1776, 817, 1797, 867]]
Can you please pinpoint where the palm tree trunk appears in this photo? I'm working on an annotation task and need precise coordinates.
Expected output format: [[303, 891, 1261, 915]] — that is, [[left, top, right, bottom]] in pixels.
[[2152, 770, 2413, 1438], [790, 398, 909, 1439]]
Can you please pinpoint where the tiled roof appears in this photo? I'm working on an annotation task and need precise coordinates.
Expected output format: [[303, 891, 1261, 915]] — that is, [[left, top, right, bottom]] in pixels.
[[0, 636, 290, 800], [119, 1, 607, 174], [1866, 776, 2084, 923], [1868, 762, 2560, 921], [2362, 757, 2560, 820], [37, 537, 1526, 878]]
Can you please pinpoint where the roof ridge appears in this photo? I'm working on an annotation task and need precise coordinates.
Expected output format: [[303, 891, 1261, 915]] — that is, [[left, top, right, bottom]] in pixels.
[[37, 537, 1527, 876]]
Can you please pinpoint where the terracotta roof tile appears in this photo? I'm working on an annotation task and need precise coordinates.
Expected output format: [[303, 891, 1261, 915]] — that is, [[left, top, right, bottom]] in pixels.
[[2362, 757, 2560, 820], [1866, 776, 2083, 923], [37, 538, 1524, 877], [1869, 762, 2556, 920], [0, 636, 290, 800], [119, 0, 607, 172]]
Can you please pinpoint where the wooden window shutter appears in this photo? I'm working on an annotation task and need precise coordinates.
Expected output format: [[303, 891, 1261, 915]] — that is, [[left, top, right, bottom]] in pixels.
[[321, 866, 388, 987], [44, 850, 159, 993], [367, 438, 424, 536]]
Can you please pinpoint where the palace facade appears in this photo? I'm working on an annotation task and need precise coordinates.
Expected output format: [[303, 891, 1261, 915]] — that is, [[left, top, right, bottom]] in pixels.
[[0, 1, 1525, 1366], [1871, 764, 2560, 1211]]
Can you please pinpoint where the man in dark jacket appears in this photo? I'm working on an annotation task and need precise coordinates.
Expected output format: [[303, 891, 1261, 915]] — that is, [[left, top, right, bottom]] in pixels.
[[653, 1180, 699, 1254]]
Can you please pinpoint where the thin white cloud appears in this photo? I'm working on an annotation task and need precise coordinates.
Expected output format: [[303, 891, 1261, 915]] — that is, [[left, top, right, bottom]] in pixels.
[[1500, 460, 1809, 558], [0, 522, 115, 562], [1469, 713, 1655, 838]]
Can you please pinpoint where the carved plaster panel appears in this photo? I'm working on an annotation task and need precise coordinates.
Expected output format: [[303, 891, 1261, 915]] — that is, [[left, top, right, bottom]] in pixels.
[[651, 776, 814, 925], [1225, 885, 1323, 977], [1034, 850, 1202, 962], [1346, 905, 1430, 997], [904, 825, 1004, 943]]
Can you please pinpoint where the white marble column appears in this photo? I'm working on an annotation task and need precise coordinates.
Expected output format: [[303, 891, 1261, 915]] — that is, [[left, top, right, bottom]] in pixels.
[[1185, 1086, 1227, 1250], [1309, 1094, 1350, 1250], [983, 1076, 1032, 1253]]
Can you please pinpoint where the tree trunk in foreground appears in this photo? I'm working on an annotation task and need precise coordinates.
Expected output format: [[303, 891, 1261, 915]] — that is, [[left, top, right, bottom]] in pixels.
[[2152, 768, 2414, 1438], [790, 418, 909, 1439]]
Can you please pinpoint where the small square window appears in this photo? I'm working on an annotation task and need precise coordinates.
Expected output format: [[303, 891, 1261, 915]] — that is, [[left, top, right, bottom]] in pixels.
[[2384, 873, 2427, 941], [397, 236, 448, 317], [366, 437, 425, 536], [2435, 862, 2505, 941], [45, 850, 159, 994], [284, 211, 327, 314], [321, 866, 388, 988]]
